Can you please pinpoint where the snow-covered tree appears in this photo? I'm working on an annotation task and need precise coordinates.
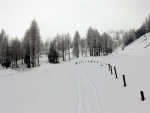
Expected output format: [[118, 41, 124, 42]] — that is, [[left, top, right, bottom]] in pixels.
[[24, 29, 31, 68], [80, 38, 85, 57], [29, 19, 41, 67], [73, 31, 80, 57], [48, 41, 59, 63], [122, 29, 136, 47]]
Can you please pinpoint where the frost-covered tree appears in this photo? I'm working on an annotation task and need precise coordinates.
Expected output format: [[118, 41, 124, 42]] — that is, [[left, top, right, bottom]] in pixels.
[[12, 37, 21, 67], [73, 31, 80, 57], [86, 27, 102, 56], [0, 30, 11, 68], [0, 29, 5, 64], [86, 27, 94, 56], [64, 33, 71, 60], [102, 32, 108, 55], [122, 29, 136, 47], [135, 14, 150, 39], [20, 38, 24, 65], [115, 31, 120, 40], [80, 38, 85, 57], [29, 19, 41, 67], [147, 15, 150, 32], [24, 29, 31, 68], [44, 40, 49, 55], [51, 33, 72, 61], [48, 41, 59, 63]]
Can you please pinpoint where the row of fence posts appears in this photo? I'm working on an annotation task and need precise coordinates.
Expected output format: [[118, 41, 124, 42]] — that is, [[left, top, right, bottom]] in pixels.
[[75, 60, 145, 101], [75, 60, 100, 65], [108, 63, 145, 101]]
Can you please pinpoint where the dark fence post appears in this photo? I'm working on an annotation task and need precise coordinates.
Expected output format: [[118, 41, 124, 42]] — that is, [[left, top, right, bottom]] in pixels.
[[114, 66, 117, 79], [140, 91, 145, 101], [108, 64, 110, 71], [123, 75, 126, 87], [111, 65, 113, 75]]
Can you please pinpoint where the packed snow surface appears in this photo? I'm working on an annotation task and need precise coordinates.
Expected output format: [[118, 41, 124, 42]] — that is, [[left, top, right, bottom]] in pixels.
[[0, 33, 150, 113]]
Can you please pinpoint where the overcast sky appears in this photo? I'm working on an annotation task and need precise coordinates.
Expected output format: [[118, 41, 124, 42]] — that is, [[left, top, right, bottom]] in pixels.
[[0, 0, 150, 41]]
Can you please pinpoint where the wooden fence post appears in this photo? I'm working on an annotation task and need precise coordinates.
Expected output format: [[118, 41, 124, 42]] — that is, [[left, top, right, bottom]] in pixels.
[[114, 66, 117, 79], [140, 91, 145, 101], [111, 65, 113, 75], [123, 75, 126, 87], [108, 64, 110, 71]]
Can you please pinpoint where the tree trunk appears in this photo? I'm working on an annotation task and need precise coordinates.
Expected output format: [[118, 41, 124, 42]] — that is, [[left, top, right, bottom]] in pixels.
[[63, 50, 64, 61], [38, 53, 40, 66], [32, 47, 35, 67], [65, 50, 66, 61], [69, 48, 70, 60], [28, 55, 31, 68]]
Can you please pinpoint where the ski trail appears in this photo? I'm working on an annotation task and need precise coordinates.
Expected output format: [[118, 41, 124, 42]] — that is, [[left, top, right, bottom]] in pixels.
[[74, 66, 103, 113], [80, 65, 104, 113], [74, 66, 87, 113], [80, 69, 103, 113], [75, 67, 82, 113]]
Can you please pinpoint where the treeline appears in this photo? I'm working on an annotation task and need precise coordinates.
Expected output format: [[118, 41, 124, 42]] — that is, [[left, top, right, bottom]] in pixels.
[[48, 27, 118, 63], [2, 15, 149, 65], [86, 27, 115, 56], [0, 20, 48, 69], [123, 14, 150, 48], [73, 27, 116, 57]]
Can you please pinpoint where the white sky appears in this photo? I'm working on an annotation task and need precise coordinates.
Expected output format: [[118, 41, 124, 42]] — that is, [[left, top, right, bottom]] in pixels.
[[0, 0, 150, 41]]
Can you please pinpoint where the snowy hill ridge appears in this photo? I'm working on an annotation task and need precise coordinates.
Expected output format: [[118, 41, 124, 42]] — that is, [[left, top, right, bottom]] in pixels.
[[123, 32, 150, 52]]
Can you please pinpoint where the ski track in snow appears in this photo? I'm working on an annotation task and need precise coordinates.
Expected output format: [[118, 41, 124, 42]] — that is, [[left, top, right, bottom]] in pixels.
[[74, 65, 103, 113]]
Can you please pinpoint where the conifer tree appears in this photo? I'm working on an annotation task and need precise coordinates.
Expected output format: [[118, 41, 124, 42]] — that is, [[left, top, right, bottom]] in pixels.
[[73, 31, 80, 57], [48, 41, 59, 63]]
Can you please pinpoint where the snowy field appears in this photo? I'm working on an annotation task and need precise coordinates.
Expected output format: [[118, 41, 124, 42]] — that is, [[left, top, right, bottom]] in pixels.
[[0, 33, 150, 113]]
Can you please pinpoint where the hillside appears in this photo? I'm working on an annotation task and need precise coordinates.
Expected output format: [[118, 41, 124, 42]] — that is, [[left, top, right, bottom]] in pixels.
[[115, 32, 150, 53]]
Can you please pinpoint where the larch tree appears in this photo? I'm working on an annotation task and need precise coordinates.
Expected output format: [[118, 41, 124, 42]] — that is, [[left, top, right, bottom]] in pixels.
[[86, 27, 93, 56], [14, 37, 21, 67], [61, 34, 65, 61], [66, 33, 71, 60], [48, 41, 59, 63], [20, 38, 24, 65], [80, 38, 85, 57], [73, 31, 80, 57], [24, 29, 31, 68], [86, 27, 102, 56], [0, 29, 5, 64], [29, 19, 41, 67], [44, 40, 49, 55]]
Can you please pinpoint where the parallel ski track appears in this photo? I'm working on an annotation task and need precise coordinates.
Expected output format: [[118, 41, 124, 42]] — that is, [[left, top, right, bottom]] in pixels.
[[74, 63, 103, 113]]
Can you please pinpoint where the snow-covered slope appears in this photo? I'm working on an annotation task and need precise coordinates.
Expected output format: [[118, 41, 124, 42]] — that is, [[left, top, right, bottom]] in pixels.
[[122, 32, 150, 52], [0, 56, 78, 113], [0, 33, 150, 113]]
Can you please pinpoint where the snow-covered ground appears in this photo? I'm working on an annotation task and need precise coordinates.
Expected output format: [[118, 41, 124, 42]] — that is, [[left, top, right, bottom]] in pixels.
[[0, 33, 150, 113]]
